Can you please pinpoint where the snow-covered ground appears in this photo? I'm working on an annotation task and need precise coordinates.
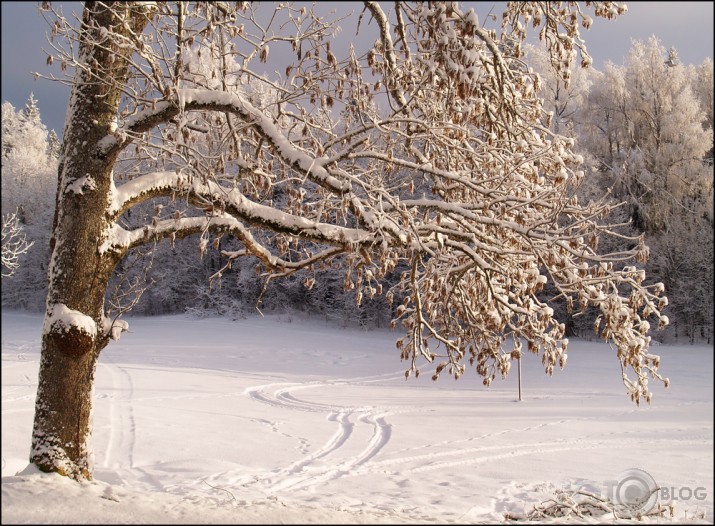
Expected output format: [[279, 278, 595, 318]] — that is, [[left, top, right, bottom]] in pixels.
[[2, 309, 713, 524]]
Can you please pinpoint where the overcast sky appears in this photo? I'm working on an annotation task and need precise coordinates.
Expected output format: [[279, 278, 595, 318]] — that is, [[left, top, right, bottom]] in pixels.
[[1, 1, 713, 137]]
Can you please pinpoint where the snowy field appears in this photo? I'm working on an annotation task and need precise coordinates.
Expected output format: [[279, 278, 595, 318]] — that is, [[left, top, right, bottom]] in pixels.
[[1, 309, 713, 524]]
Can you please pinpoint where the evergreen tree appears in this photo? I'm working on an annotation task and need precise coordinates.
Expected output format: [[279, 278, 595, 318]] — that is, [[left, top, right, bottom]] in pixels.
[[48, 130, 61, 159], [20, 92, 40, 122]]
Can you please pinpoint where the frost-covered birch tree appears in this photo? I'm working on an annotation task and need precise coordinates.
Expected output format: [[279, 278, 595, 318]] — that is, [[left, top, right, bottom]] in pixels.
[[582, 37, 712, 231], [33, 1, 670, 479], [1, 97, 57, 303], [1, 209, 34, 278], [579, 37, 713, 341]]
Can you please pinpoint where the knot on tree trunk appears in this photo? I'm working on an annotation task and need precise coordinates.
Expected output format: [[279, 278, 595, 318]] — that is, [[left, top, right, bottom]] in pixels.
[[47, 327, 95, 357], [44, 303, 98, 357]]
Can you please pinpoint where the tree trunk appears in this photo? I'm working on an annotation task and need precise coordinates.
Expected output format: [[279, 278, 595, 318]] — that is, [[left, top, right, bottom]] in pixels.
[[30, 2, 151, 479], [30, 338, 103, 478]]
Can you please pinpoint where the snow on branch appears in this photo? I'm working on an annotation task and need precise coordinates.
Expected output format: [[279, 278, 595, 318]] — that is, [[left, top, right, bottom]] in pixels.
[[105, 171, 373, 252], [44, 1, 669, 405]]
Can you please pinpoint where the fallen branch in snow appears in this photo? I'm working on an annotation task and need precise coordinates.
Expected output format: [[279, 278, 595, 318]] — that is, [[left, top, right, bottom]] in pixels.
[[201, 479, 237, 502], [504, 489, 674, 521]]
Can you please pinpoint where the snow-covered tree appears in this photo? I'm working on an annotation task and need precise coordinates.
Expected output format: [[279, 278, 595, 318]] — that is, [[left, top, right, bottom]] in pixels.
[[32, 1, 669, 480], [524, 42, 593, 136], [20, 92, 41, 121], [695, 58, 714, 130], [2, 102, 20, 158], [693, 58, 714, 161], [586, 37, 712, 232], [577, 37, 713, 342], [1, 96, 56, 219], [1, 96, 57, 308], [1, 209, 34, 278], [48, 129, 61, 159]]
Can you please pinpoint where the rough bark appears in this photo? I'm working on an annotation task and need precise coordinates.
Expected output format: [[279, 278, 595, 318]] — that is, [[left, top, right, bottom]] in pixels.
[[30, 2, 151, 479]]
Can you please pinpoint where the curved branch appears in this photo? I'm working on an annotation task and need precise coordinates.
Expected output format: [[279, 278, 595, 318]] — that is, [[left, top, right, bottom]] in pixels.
[[106, 170, 374, 252]]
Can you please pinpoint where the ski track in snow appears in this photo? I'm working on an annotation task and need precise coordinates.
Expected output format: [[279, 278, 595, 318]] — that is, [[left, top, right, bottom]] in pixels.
[[188, 372, 712, 499], [98, 359, 170, 493], [238, 372, 400, 493], [99, 357, 137, 482]]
